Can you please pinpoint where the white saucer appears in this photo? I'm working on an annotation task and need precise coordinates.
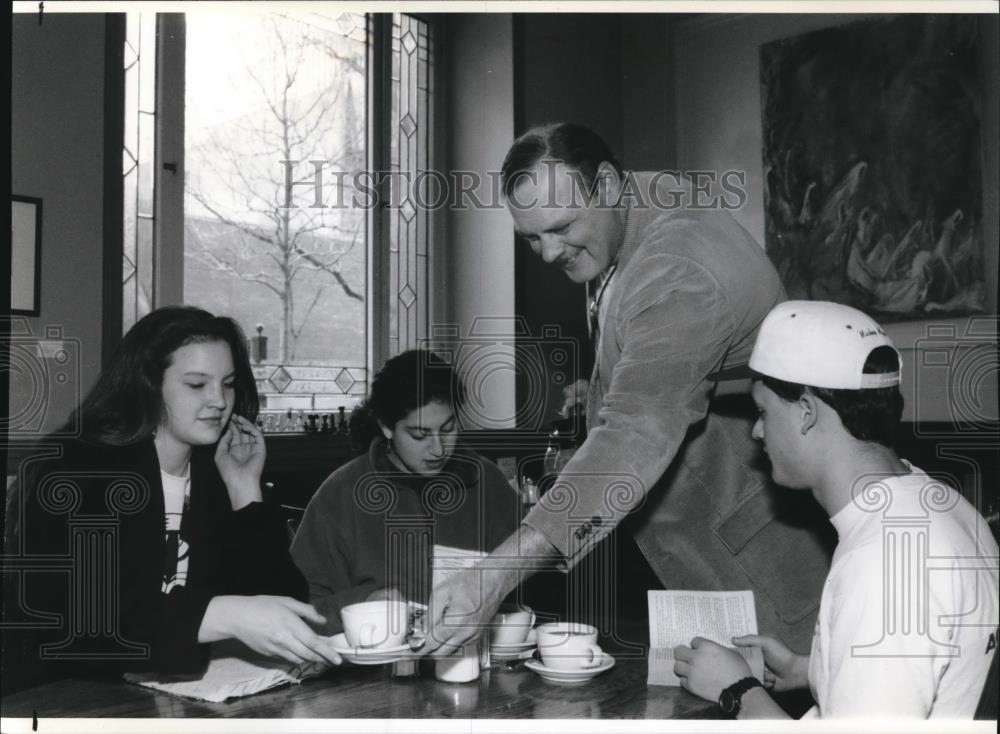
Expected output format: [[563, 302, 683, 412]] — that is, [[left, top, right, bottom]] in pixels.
[[490, 628, 538, 657], [330, 633, 415, 665], [524, 653, 615, 683], [490, 644, 537, 662]]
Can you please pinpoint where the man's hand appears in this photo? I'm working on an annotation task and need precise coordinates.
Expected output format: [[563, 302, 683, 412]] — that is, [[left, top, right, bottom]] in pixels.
[[421, 566, 508, 657], [419, 524, 560, 657], [673, 637, 751, 702], [733, 633, 809, 692], [561, 379, 590, 417], [200, 595, 343, 666], [214, 415, 266, 510]]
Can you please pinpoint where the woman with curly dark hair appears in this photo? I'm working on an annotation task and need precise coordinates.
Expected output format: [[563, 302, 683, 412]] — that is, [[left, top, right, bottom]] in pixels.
[[291, 349, 521, 635]]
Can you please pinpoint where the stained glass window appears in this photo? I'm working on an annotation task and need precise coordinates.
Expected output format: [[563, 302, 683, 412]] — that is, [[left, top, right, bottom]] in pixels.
[[126, 12, 432, 421], [388, 13, 431, 358], [122, 13, 157, 333]]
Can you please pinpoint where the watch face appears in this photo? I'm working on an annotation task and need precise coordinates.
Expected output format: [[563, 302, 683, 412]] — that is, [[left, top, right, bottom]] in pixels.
[[719, 690, 737, 715]]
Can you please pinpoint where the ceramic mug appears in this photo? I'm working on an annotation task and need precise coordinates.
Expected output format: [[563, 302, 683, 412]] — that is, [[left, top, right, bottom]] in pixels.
[[491, 604, 536, 646], [340, 600, 410, 649], [536, 622, 604, 671]]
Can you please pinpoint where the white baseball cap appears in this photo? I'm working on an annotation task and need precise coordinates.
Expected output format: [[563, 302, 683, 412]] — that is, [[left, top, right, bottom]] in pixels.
[[712, 301, 901, 389]]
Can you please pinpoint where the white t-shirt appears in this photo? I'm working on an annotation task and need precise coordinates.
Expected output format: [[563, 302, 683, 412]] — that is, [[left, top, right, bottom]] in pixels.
[[160, 469, 191, 594], [804, 462, 998, 718]]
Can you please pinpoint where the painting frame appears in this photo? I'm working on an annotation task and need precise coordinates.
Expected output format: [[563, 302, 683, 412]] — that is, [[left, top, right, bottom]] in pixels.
[[758, 15, 988, 324], [11, 194, 42, 316]]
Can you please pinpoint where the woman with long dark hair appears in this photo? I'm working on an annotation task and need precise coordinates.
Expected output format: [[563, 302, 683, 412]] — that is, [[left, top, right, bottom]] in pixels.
[[290, 349, 521, 635], [4, 306, 341, 693]]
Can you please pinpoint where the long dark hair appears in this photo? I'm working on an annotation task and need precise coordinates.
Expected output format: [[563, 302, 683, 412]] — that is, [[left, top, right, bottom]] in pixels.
[[350, 349, 465, 453], [67, 306, 259, 445]]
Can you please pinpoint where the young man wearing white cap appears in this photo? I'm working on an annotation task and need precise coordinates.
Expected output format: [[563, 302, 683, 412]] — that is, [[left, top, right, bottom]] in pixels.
[[673, 300, 998, 719]]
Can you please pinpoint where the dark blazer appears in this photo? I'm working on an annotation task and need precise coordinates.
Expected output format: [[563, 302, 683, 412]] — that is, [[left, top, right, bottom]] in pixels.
[[2, 437, 306, 693]]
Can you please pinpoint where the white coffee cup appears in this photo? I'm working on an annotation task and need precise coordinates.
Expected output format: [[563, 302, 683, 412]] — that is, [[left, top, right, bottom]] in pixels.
[[536, 622, 604, 670], [491, 604, 536, 646], [340, 600, 409, 649]]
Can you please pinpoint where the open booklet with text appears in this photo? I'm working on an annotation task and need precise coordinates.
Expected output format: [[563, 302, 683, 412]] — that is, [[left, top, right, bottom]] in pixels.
[[647, 589, 765, 687]]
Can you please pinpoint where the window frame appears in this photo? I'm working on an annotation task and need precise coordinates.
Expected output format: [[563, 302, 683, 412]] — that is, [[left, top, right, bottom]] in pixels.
[[108, 11, 438, 404]]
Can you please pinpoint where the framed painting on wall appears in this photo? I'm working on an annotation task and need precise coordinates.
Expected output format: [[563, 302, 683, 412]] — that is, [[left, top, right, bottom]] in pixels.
[[759, 15, 987, 322], [11, 195, 42, 316]]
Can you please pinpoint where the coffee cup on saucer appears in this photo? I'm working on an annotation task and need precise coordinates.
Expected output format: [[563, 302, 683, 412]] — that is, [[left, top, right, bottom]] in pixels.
[[491, 603, 536, 647], [340, 600, 410, 649], [536, 622, 604, 670]]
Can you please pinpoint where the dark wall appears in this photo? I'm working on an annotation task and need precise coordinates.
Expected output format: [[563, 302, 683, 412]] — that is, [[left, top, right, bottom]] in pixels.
[[510, 14, 679, 430], [512, 14, 624, 429], [620, 14, 676, 172], [10, 14, 110, 436]]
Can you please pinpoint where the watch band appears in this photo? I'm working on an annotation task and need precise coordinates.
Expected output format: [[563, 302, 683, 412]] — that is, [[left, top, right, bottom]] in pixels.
[[718, 676, 764, 717]]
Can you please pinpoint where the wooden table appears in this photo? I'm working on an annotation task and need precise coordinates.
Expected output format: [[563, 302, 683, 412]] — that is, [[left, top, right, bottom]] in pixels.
[[2, 629, 721, 721]]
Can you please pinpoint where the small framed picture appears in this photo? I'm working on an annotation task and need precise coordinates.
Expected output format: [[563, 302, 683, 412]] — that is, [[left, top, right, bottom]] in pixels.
[[11, 195, 42, 316]]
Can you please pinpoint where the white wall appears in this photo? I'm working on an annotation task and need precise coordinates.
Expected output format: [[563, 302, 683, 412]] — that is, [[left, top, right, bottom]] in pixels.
[[438, 15, 517, 429], [10, 15, 107, 437], [673, 13, 999, 422]]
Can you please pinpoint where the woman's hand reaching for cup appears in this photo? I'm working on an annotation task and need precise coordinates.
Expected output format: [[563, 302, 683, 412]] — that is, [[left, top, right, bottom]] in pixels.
[[215, 415, 266, 510], [200, 595, 343, 666]]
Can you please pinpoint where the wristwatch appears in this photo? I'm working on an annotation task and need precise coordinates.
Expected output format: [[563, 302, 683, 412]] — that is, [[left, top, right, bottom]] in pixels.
[[718, 676, 764, 717]]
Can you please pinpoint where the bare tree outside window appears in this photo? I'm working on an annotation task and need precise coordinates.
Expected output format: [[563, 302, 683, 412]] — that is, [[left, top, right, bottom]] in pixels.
[[184, 12, 367, 376]]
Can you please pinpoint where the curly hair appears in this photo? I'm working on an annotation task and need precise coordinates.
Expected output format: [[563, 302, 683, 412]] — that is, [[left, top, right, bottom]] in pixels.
[[349, 349, 465, 453]]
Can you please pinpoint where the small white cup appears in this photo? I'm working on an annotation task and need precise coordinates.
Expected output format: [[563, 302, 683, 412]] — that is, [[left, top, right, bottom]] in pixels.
[[434, 640, 482, 683], [536, 622, 604, 671], [340, 600, 409, 649], [491, 604, 536, 646]]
